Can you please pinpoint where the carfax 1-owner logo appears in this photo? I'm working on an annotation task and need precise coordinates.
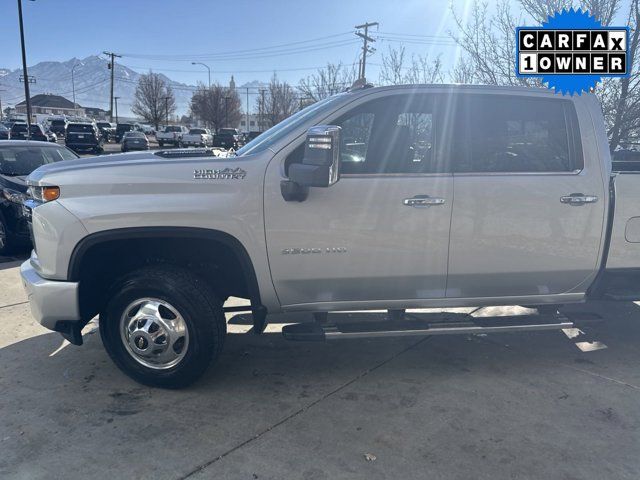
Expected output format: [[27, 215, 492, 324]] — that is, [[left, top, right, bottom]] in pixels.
[[516, 8, 629, 95]]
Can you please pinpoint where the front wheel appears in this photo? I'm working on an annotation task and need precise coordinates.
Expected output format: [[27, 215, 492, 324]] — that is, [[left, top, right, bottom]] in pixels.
[[100, 265, 226, 388], [0, 213, 12, 256]]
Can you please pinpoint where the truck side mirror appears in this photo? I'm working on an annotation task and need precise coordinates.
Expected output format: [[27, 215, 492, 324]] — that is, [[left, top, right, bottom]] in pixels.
[[281, 125, 341, 202]]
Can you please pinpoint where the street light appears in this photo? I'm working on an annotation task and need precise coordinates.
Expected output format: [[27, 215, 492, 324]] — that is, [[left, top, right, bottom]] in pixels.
[[71, 62, 82, 115], [191, 62, 211, 88], [17, 0, 33, 138]]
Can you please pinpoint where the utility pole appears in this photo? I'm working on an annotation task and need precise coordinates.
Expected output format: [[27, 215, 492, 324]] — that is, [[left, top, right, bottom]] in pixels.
[[224, 96, 229, 128], [246, 87, 250, 133], [103, 51, 121, 122], [163, 96, 171, 126], [0, 89, 4, 121], [71, 62, 81, 115], [259, 88, 266, 131], [17, 0, 32, 137], [355, 22, 378, 80], [114, 96, 120, 124]]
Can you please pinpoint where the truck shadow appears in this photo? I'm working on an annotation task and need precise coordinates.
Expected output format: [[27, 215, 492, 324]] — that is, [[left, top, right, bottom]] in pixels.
[[2, 301, 640, 478]]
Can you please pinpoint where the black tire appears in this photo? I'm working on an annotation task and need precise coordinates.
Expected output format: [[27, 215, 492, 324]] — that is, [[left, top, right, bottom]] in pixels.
[[0, 212, 13, 256], [99, 265, 226, 388], [158, 141, 164, 148]]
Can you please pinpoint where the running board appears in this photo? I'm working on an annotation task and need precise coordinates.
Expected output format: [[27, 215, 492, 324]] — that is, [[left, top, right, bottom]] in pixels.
[[282, 314, 573, 341]]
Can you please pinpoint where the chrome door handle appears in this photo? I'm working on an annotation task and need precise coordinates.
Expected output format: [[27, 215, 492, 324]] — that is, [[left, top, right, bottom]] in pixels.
[[560, 193, 599, 206], [403, 195, 446, 208]]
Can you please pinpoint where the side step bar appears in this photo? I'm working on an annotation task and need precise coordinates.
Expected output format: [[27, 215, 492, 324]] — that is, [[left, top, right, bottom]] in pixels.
[[282, 314, 573, 342]]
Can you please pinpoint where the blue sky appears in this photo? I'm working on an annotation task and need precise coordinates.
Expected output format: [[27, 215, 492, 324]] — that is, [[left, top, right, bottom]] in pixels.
[[1, 0, 632, 88], [0, 0, 464, 86]]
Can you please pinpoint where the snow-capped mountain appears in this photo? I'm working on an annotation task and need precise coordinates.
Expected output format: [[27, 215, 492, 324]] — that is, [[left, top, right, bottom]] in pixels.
[[0, 56, 195, 117]]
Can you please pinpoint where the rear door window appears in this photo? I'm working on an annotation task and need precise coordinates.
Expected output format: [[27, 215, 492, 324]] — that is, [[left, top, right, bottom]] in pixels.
[[452, 95, 582, 173]]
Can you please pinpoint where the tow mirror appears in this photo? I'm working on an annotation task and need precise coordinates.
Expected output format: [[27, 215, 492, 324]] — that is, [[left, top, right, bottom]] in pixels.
[[281, 125, 341, 202]]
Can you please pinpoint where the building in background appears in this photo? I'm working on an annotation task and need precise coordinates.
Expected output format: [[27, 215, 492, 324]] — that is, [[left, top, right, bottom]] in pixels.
[[238, 113, 261, 133], [15, 94, 84, 117]]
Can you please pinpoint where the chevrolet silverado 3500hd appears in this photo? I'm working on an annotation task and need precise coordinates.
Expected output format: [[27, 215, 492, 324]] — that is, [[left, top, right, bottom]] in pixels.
[[19, 84, 640, 387]]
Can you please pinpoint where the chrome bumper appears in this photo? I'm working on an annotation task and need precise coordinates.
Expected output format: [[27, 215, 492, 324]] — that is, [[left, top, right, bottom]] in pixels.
[[20, 260, 80, 331]]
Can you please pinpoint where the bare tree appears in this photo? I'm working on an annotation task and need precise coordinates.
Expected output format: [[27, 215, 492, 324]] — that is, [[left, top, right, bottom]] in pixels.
[[190, 83, 242, 131], [298, 62, 356, 102], [379, 46, 444, 85], [256, 74, 298, 128], [132, 72, 176, 129], [450, 0, 640, 151]]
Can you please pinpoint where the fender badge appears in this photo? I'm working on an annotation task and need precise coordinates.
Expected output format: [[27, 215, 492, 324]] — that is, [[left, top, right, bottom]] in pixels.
[[194, 167, 246, 180]]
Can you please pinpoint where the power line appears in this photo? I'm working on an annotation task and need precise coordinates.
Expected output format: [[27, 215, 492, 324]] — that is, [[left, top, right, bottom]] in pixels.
[[121, 32, 353, 60]]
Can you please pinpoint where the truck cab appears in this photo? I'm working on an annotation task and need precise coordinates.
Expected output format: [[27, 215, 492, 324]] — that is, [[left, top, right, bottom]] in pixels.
[[19, 84, 640, 388]]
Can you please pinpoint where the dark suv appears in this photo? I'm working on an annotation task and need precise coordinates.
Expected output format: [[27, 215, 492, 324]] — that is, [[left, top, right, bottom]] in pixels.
[[115, 123, 135, 143], [213, 128, 241, 149], [0, 141, 78, 254], [10, 123, 54, 142], [65, 123, 104, 154]]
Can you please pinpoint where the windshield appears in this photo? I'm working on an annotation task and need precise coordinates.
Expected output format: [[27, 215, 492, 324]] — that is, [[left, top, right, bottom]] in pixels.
[[125, 132, 145, 138], [97, 122, 111, 128], [189, 129, 206, 134], [50, 120, 66, 126], [164, 126, 182, 132], [117, 124, 133, 131], [0, 145, 78, 175], [67, 124, 94, 133], [236, 94, 348, 156]]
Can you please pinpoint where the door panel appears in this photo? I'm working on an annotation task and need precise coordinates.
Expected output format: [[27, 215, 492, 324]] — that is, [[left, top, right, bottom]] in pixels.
[[447, 174, 605, 297], [264, 173, 453, 306]]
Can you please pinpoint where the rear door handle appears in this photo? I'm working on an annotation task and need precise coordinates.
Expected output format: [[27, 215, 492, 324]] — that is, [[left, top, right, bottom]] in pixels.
[[560, 193, 599, 206], [403, 195, 446, 208]]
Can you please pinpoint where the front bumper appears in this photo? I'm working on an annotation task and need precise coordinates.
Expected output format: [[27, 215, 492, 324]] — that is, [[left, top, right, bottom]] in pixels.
[[20, 260, 80, 331]]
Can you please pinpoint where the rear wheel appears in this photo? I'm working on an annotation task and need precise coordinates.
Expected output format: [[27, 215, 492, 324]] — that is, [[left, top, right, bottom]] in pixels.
[[100, 265, 226, 388]]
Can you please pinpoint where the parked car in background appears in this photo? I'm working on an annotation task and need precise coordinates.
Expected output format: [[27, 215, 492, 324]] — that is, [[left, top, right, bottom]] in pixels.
[[0, 140, 78, 254], [157, 125, 188, 147], [612, 149, 640, 172], [96, 122, 115, 142], [246, 131, 262, 142], [181, 128, 214, 147], [10, 123, 54, 142], [115, 123, 136, 143], [48, 118, 68, 138], [121, 131, 149, 152], [65, 122, 103, 154], [0, 125, 10, 140], [140, 124, 156, 136], [212, 128, 242, 149]]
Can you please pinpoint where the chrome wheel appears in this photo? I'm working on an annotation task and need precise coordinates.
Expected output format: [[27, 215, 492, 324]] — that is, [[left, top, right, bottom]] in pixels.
[[120, 298, 189, 370]]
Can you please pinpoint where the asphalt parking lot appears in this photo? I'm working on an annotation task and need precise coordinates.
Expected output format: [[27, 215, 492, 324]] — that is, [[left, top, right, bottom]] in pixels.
[[2, 253, 640, 479]]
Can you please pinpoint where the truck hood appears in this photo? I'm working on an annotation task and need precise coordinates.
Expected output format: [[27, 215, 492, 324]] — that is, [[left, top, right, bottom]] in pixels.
[[28, 152, 177, 183]]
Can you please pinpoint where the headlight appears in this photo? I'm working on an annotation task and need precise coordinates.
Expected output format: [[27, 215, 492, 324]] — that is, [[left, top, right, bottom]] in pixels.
[[2, 188, 28, 204], [28, 185, 60, 203]]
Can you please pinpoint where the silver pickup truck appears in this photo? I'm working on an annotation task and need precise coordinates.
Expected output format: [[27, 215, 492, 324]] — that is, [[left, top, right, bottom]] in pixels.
[[19, 84, 640, 388]]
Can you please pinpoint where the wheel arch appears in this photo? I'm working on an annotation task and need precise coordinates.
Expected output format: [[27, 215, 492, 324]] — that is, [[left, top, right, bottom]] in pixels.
[[69, 227, 265, 325]]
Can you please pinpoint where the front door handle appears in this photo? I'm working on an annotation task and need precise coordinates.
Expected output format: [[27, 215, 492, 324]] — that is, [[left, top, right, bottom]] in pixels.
[[560, 193, 599, 206], [403, 195, 446, 208]]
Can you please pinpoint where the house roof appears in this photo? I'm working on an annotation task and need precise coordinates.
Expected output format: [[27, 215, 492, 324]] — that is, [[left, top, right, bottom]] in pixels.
[[16, 94, 79, 109]]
